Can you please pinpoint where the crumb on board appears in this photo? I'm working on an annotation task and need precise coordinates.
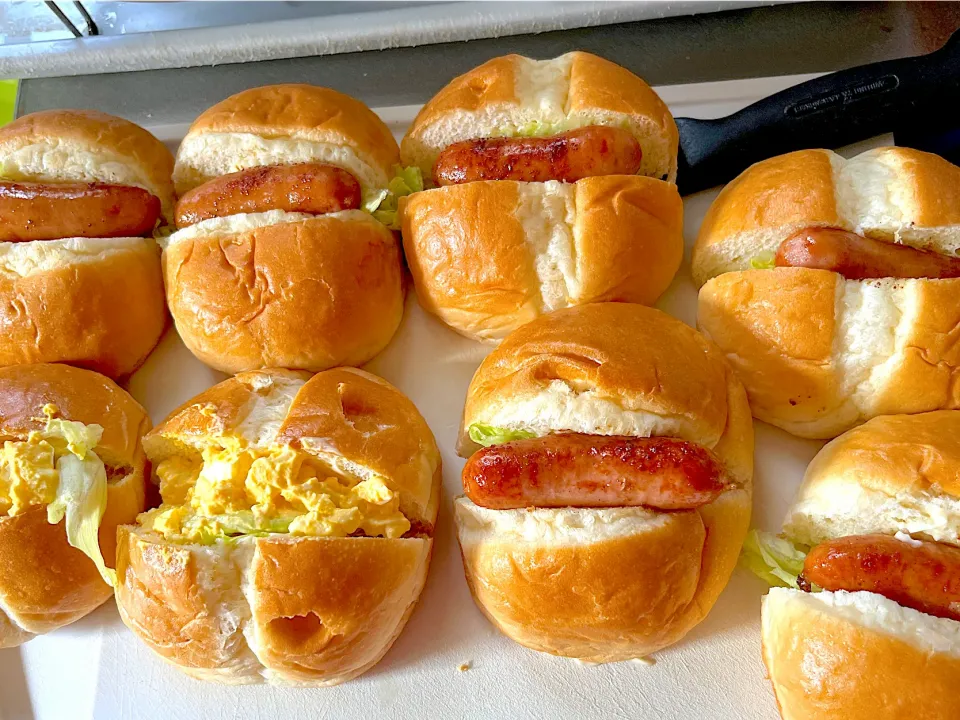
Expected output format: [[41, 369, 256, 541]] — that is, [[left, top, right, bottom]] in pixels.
[[458, 662, 472, 672]]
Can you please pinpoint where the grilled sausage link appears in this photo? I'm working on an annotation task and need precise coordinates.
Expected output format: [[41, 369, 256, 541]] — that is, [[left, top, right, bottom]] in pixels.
[[433, 126, 643, 186], [799, 533, 960, 621], [775, 227, 960, 280], [0, 181, 161, 242], [174, 163, 362, 228], [462, 432, 730, 510]]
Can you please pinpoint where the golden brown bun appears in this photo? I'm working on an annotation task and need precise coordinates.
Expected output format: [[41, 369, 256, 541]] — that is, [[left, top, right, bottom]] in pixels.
[[0, 237, 167, 379], [401, 52, 679, 183], [172, 84, 400, 196], [400, 176, 683, 342], [0, 109, 176, 223], [0, 363, 150, 648], [117, 368, 441, 684], [691, 147, 960, 287], [162, 212, 404, 374], [698, 268, 960, 439], [454, 303, 753, 660], [761, 588, 960, 720]]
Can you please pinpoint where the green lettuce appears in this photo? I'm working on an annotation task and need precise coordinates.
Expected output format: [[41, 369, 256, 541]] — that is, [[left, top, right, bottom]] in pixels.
[[365, 165, 423, 230], [47, 453, 116, 587], [740, 530, 809, 589], [749, 251, 777, 270], [468, 423, 537, 448], [192, 513, 294, 545]]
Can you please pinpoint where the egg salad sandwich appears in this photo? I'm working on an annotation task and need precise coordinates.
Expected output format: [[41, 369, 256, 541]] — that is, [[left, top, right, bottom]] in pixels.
[[454, 303, 753, 661], [0, 109, 172, 378], [398, 52, 684, 342], [744, 411, 960, 719], [0, 363, 150, 648], [693, 146, 960, 439], [166, 84, 418, 375], [115, 367, 441, 685]]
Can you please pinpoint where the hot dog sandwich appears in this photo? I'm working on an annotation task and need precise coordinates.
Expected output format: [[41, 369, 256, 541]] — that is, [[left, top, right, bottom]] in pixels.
[[0, 110, 172, 378], [0, 363, 149, 647], [115, 368, 441, 685], [166, 85, 412, 374], [455, 303, 753, 661], [694, 147, 960, 438], [400, 52, 683, 341], [744, 411, 960, 719]]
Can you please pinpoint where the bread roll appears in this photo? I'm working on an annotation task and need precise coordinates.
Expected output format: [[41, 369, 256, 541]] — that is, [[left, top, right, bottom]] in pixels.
[[115, 368, 441, 685], [455, 303, 753, 661], [401, 175, 683, 342], [0, 363, 150, 648], [694, 147, 960, 438], [401, 52, 678, 184]]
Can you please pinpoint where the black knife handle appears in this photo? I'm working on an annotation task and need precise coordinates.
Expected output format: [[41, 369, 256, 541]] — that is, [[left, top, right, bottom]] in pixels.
[[676, 30, 960, 195]]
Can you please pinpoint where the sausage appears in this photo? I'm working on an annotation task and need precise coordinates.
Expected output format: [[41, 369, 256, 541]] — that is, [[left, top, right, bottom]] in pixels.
[[775, 227, 960, 280], [799, 533, 960, 621], [174, 163, 362, 228], [462, 432, 730, 510], [433, 126, 643, 186], [0, 181, 161, 242]]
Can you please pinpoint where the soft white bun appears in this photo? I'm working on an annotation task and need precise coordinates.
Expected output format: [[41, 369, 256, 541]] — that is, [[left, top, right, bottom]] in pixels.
[[454, 303, 753, 660], [116, 368, 441, 685], [762, 588, 960, 720], [0, 236, 166, 379], [401, 176, 683, 341], [172, 84, 400, 197], [0, 109, 176, 223], [0, 363, 150, 648], [162, 210, 404, 374], [401, 51, 678, 184], [692, 147, 960, 286], [782, 410, 960, 548]]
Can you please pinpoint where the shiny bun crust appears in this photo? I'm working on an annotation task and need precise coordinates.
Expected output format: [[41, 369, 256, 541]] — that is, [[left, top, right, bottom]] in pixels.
[[172, 84, 400, 196], [0, 109, 176, 223], [698, 268, 960, 439], [400, 176, 683, 342], [762, 588, 960, 720], [691, 147, 960, 286], [162, 211, 404, 374], [0, 237, 167, 379], [0, 364, 150, 647], [782, 410, 960, 549], [454, 303, 753, 660], [401, 51, 679, 184], [116, 368, 441, 685]]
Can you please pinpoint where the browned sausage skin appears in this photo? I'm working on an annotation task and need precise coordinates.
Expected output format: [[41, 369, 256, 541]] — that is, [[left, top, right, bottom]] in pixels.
[[462, 432, 730, 511], [774, 227, 960, 280], [798, 533, 960, 622], [0, 180, 161, 242], [433, 126, 643, 186], [174, 162, 362, 229]]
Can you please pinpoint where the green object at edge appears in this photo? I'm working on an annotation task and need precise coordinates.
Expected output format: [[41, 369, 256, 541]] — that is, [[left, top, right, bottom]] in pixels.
[[0, 80, 19, 126]]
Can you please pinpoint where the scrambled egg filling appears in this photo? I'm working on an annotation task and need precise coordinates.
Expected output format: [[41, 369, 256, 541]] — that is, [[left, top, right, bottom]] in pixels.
[[138, 440, 410, 544], [0, 406, 103, 516]]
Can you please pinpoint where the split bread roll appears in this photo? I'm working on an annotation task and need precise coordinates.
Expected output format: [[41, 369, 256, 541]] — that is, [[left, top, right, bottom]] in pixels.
[[0, 110, 172, 378], [115, 368, 441, 686], [694, 147, 960, 438], [0, 363, 150, 648], [757, 411, 960, 719], [398, 52, 683, 342], [166, 85, 406, 374], [455, 303, 753, 662]]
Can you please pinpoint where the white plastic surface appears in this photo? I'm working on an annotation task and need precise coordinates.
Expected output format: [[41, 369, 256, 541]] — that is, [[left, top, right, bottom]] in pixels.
[[2, 74, 873, 720]]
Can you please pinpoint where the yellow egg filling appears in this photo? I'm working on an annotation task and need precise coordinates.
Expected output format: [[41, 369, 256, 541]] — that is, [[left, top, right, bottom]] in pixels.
[[138, 439, 411, 544]]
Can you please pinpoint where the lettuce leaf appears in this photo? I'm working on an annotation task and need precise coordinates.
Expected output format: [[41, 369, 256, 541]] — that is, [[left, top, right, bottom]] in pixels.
[[740, 530, 808, 589], [47, 453, 116, 587], [749, 251, 777, 270], [365, 165, 423, 229], [191, 512, 294, 545], [468, 423, 537, 448]]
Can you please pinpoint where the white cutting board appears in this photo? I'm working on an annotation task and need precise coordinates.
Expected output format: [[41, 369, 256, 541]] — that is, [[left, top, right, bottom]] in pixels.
[[1, 74, 889, 720]]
